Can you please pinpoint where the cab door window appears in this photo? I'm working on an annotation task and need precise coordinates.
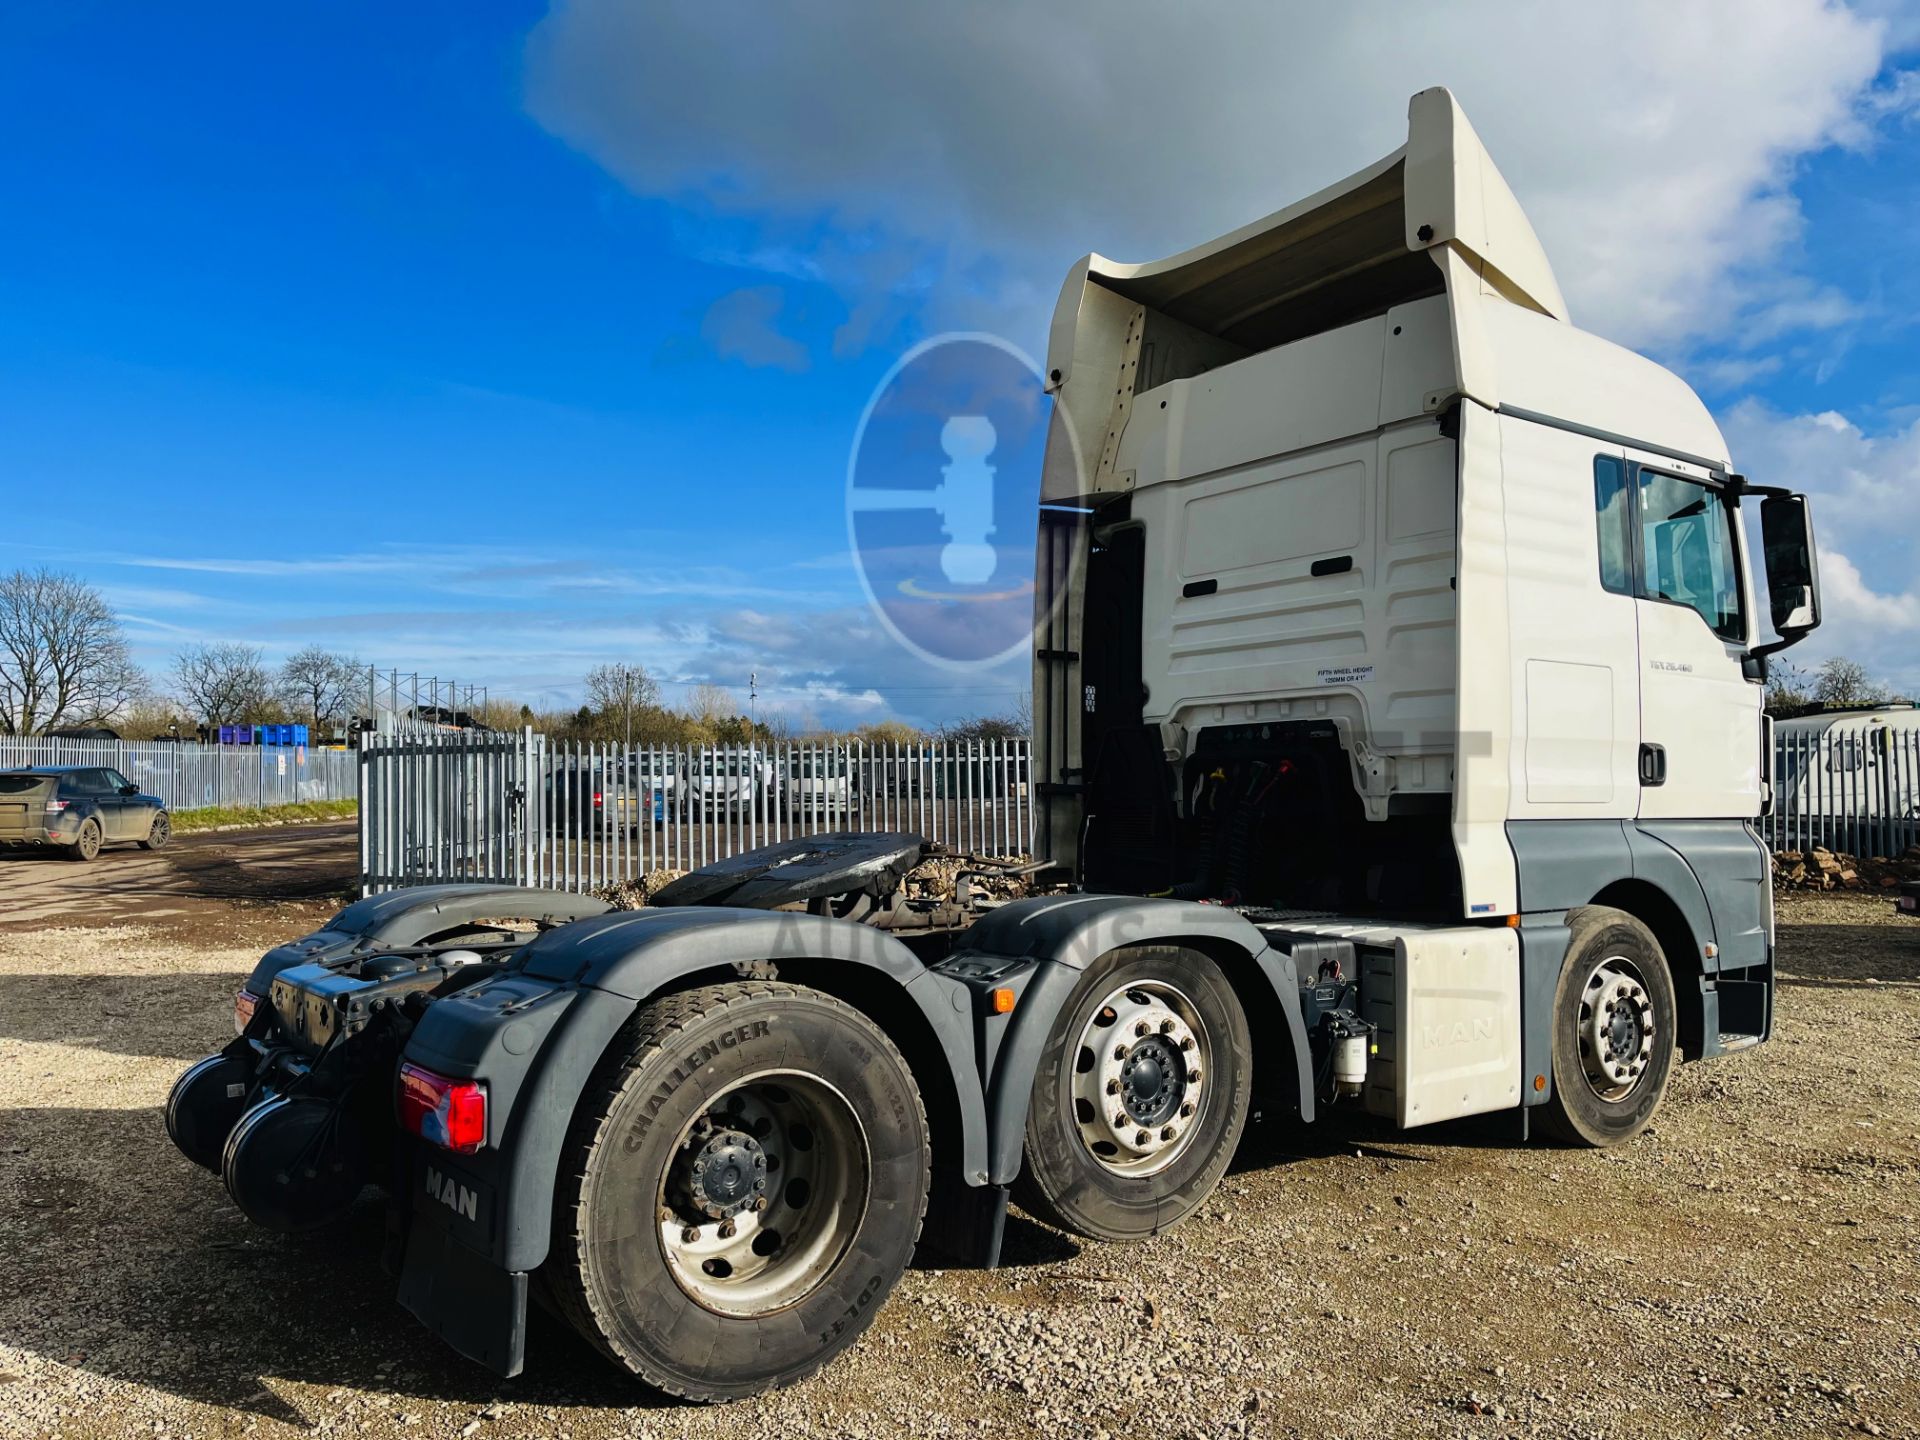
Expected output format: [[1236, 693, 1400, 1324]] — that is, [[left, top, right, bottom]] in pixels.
[[1635, 467, 1745, 641]]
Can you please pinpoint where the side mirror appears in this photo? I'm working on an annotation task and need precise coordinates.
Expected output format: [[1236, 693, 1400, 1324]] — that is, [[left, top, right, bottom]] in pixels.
[[119, 783, 139, 796], [1755, 493, 1821, 655]]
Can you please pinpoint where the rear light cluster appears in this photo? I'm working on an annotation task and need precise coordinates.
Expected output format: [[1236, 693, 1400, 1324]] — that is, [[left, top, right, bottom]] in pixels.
[[398, 1062, 488, 1154], [44, 798, 70, 814], [233, 988, 261, 1035]]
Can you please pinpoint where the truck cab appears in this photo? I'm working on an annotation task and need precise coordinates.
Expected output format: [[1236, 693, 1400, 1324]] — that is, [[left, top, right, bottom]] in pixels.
[[1034, 86, 1820, 1072]]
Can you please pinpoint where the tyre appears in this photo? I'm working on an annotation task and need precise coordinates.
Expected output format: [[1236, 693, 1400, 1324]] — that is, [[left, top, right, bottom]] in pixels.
[[1014, 945, 1251, 1243], [547, 982, 930, 1402], [68, 819, 101, 862], [140, 811, 171, 850], [1538, 906, 1678, 1147]]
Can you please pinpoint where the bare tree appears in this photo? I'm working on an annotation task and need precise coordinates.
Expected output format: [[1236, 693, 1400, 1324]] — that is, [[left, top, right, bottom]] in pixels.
[[0, 568, 142, 735], [1814, 656, 1888, 708], [584, 662, 662, 750], [174, 642, 274, 727], [279, 647, 361, 731], [684, 683, 741, 727]]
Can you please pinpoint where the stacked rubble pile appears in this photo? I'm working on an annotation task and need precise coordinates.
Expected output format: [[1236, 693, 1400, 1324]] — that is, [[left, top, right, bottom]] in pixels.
[[1773, 845, 1920, 891], [595, 869, 689, 909]]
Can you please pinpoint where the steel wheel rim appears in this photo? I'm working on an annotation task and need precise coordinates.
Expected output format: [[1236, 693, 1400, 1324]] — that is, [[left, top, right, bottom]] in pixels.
[[656, 1069, 869, 1318], [1069, 979, 1209, 1178], [1577, 955, 1655, 1101]]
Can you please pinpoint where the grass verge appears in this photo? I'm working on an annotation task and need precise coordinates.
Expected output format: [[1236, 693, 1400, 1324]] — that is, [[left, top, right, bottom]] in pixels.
[[169, 799, 358, 834]]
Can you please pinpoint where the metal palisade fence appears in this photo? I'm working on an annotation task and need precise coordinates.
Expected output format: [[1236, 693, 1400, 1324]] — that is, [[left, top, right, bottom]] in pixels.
[[359, 730, 1036, 894], [1767, 724, 1920, 859], [0, 736, 357, 812]]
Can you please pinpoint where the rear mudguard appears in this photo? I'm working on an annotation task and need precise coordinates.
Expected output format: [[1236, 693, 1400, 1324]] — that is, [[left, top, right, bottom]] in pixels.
[[953, 895, 1318, 1184], [399, 907, 987, 1278], [244, 885, 612, 994]]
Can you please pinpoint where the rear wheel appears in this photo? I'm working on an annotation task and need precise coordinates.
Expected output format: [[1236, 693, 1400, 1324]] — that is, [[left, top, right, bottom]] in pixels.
[[140, 811, 171, 850], [68, 819, 101, 862], [547, 982, 929, 1402], [1014, 945, 1250, 1242], [1538, 906, 1677, 1147]]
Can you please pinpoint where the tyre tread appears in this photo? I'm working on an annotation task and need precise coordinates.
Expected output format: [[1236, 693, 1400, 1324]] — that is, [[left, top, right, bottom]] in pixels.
[[545, 981, 929, 1401]]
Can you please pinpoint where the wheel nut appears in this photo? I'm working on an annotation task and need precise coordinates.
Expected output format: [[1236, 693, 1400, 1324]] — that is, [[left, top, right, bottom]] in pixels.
[[754, 1196, 770, 1212], [1134, 1129, 1151, 1146], [1113, 1111, 1129, 1128], [1180, 1101, 1195, 1118], [1188, 1069, 1202, 1084], [1114, 1044, 1130, 1060], [1160, 1018, 1176, 1034], [718, 1220, 738, 1239], [1134, 1021, 1150, 1037], [1160, 1125, 1177, 1141], [1179, 1036, 1194, 1051], [1106, 1078, 1121, 1095], [681, 1226, 700, 1243], [659, 1206, 675, 1223]]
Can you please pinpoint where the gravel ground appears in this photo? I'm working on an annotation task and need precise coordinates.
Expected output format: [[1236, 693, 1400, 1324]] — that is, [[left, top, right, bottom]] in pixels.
[[2, 893, 1916, 1439]]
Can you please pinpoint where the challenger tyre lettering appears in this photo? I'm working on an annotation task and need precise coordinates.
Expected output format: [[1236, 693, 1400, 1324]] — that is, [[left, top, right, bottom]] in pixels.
[[546, 982, 929, 1402]]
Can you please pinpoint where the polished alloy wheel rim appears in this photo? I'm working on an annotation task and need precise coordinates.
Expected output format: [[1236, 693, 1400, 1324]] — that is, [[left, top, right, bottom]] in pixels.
[[1578, 956, 1655, 1101], [1069, 980, 1209, 1177]]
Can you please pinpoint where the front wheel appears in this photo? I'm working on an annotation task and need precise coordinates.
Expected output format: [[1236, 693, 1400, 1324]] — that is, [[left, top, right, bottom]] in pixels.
[[1014, 945, 1251, 1242], [140, 811, 171, 850], [1538, 906, 1678, 1147], [546, 982, 930, 1402]]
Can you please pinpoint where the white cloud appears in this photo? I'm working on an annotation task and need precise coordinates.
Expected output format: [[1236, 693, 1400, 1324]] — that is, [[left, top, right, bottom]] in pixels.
[[525, 0, 1892, 355]]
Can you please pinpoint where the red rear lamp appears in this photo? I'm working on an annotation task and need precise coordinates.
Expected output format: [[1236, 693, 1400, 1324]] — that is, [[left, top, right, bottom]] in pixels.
[[398, 1062, 488, 1154], [44, 798, 70, 814], [233, 988, 261, 1035]]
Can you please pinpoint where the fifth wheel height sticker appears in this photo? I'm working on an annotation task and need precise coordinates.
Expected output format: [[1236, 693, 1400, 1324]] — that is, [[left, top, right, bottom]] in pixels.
[[1316, 664, 1374, 686]]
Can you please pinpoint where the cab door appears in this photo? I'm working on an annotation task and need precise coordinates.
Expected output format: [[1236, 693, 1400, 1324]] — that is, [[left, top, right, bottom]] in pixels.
[[1625, 454, 1763, 820]]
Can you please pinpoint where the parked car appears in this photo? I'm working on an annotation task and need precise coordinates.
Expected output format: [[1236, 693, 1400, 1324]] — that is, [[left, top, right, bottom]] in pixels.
[[545, 763, 663, 832], [0, 765, 170, 860], [787, 750, 855, 819], [684, 750, 768, 817]]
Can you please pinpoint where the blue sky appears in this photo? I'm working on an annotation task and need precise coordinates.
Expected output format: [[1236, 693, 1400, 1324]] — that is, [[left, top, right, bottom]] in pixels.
[[4, 3, 1918, 727]]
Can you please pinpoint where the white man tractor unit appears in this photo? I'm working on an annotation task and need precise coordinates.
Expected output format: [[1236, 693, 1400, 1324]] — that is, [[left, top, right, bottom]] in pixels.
[[167, 89, 1822, 1401]]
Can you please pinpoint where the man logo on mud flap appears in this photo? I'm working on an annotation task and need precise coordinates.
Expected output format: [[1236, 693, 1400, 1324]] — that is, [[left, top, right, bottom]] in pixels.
[[425, 1165, 478, 1224], [846, 333, 1056, 669]]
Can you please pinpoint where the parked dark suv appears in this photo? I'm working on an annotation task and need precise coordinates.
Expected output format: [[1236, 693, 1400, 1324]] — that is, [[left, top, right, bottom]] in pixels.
[[0, 766, 170, 861]]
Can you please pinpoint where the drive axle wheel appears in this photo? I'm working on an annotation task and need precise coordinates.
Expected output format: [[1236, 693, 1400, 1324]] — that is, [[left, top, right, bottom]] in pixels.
[[1015, 946, 1250, 1243], [1539, 907, 1677, 1147], [140, 812, 171, 850], [548, 982, 929, 1402]]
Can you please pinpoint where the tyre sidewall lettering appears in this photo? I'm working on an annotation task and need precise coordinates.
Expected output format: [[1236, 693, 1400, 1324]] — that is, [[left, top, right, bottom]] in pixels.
[[574, 993, 927, 1394]]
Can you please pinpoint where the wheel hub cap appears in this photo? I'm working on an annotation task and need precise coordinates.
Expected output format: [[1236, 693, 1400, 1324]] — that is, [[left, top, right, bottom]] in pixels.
[[684, 1127, 768, 1219]]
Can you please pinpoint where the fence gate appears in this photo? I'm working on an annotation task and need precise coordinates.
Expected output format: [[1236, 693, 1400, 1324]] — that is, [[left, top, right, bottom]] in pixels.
[[359, 728, 542, 890], [359, 729, 1037, 896]]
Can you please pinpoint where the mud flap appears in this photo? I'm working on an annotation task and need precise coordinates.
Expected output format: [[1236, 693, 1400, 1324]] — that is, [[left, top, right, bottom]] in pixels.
[[396, 1222, 528, 1378], [918, 1177, 1009, 1268]]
